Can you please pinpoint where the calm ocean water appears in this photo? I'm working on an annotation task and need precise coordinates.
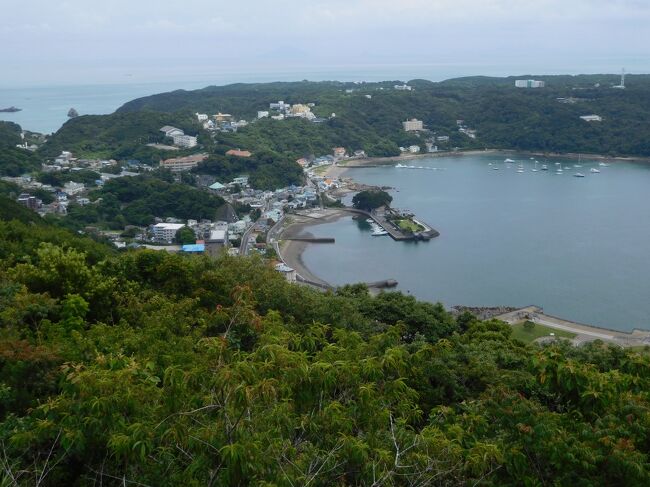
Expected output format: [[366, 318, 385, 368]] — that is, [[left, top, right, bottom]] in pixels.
[[301, 154, 650, 332], [0, 81, 214, 134]]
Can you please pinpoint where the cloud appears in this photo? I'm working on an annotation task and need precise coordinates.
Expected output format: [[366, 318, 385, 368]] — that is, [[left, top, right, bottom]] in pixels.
[[0, 0, 648, 85]]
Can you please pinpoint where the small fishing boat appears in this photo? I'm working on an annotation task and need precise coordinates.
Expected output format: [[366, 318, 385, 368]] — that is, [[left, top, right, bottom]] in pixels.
[[590, 168, 600, 173], [574, 173, 585, 178]]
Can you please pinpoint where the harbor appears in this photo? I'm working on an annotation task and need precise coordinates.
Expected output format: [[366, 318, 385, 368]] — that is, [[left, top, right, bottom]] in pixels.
[[296, 153, 650, 333]]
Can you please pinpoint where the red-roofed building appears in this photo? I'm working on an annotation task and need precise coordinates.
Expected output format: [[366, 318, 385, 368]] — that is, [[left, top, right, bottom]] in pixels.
[[226, 149, 252, 158]]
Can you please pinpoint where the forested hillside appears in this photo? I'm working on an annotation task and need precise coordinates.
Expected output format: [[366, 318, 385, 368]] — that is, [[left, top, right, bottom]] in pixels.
[[0, 121, 42, 176], [1, 197, 650, 485], [113, 75, 650, 157]]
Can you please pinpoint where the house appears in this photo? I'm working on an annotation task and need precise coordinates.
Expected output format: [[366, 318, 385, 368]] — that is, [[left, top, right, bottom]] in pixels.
[[296, 158, 310, 168], [436, 135, 450, 142], [332, 147, 347, 159], [172, 134, 198, 148], [205, 223, 229, 256], [353, 150, 366, 158], [232, 176, 249, 186], [152, 223, 185, 243], [580, 114, 603, 122], [160, 126, 184, 138], [195, 113, 208, 121], [226, 149, 252, 158], [394, 84, 413, 91], [63, 181, 85, 196], [17, 193, 41, 210], [403, 119, 423, 131], [408, 145, 421, 153], [257, 111, 269, 119], [275, 263, 297, 283], [270, 114, 285, 120]]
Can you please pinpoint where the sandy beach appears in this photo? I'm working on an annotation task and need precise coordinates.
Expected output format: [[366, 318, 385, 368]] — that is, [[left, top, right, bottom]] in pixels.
[[278, 209, 354, 287]]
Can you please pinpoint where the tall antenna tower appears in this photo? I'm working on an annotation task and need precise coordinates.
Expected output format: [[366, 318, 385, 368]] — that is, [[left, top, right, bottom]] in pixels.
[[613, 68, 626, 89]]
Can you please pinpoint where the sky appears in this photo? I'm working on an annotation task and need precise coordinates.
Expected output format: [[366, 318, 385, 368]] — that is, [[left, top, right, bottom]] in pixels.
[[2, 0, 650, 86]]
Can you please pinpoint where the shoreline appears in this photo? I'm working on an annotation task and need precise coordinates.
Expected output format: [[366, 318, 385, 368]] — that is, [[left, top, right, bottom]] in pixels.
[[331, 148, 650, 173], [286, 151, 650, 338], [277, 209, 354, 287]]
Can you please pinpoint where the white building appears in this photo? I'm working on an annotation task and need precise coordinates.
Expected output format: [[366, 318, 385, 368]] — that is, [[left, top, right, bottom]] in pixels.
[[63, 181, 85, 196], [269, 101, 290, 112], [403, 119, 423, 131], [257, 111, 269, 119], [408, 145, 421, 153], [152, 223, 185, 243], [515, 79, 545, 88], [580, 114, 603, 122], [275, 263, 297, 283], [394, 84, 413, 91], [160, 126, 184, 138], [196, 113, 208, 121], [172, 134, 198, 148]]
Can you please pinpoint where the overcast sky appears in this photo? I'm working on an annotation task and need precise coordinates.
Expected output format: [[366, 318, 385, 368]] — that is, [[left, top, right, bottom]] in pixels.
[[2, 0, 649, 86]]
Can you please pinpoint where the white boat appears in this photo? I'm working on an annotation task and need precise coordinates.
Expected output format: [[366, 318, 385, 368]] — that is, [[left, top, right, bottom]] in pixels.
[[504, 158, 515, 163], [574, 164, 582, 168], [574, 173, 585, 178], [488, 162, 492, 165], [396, 163, 406, 168], [564, 166, 572, 170], [532, 161, 538, 172], [371, 224, 388, 236], [556, 167, 563, 173], [590, 168, 600, 173], [599, 162, 610, 167], [516, 169, 524, 173], [541, 165, 548, 171], [366, 218, 374, 223], [492, 166, 500, 170]]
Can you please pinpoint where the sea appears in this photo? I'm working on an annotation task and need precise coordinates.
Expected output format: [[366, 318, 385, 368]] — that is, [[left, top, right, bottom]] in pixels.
[[301, 154, 650, 332]]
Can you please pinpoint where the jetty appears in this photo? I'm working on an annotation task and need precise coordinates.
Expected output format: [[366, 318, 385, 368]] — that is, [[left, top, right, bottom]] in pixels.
[[345, 207, 439, 241]]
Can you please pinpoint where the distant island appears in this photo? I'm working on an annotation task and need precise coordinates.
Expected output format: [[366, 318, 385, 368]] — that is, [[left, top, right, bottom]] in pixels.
[[0, 106, 21, 113]]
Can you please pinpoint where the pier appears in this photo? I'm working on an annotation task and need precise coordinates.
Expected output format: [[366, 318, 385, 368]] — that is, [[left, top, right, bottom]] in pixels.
[[344, 207, 439, 241]]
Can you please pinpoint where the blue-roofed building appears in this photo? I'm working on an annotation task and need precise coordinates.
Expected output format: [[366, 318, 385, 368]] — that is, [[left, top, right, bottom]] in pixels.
[[209, 181, 225, 190], [181, 244, 205, 253]]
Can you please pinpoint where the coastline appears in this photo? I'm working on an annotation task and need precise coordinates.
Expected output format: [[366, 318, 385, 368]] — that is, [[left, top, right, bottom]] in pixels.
[[277, 209, 354, 287], [283, 150, 650, 338], [332, 148, 650, 173]]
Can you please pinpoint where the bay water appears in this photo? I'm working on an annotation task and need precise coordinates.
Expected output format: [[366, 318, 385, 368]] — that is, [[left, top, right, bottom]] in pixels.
[[301, 154, 650, 332]]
